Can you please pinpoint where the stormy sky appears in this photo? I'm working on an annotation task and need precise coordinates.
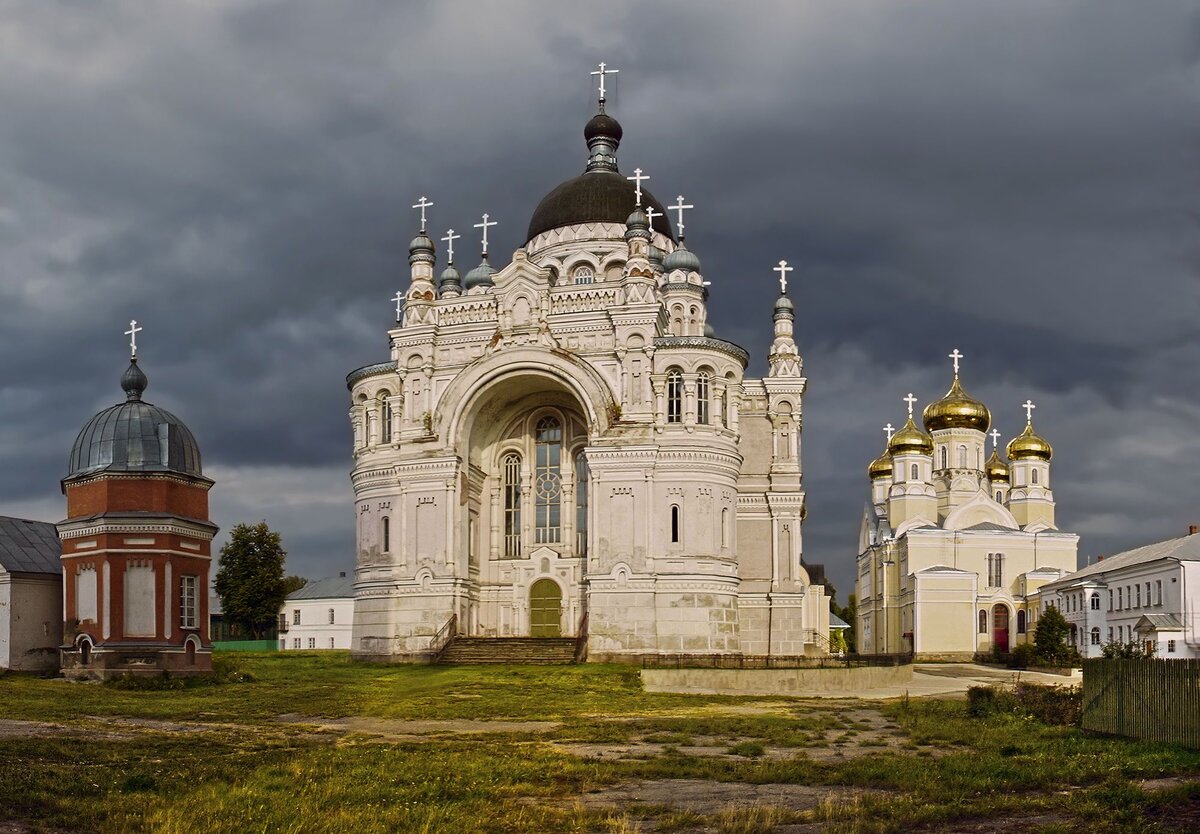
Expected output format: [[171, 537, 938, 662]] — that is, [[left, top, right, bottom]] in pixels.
[[2, 1, 1198, 600]]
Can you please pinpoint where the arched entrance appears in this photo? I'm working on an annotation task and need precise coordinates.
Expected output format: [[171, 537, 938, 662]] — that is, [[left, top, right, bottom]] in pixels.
[[78, 635, 92, 666], [530, 579, 563, 637], [992, 604, 1010, 653]]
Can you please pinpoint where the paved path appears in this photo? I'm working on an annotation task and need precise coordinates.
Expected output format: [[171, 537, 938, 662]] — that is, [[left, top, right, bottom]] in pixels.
[[830, 663, 1081, 700]]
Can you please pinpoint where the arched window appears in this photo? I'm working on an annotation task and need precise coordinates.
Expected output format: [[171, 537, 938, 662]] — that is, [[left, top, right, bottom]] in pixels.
[[696, 372, 711, 425], [958, 445, 968, 468], [911, 463, 919, 480], [381, 517, 390, 553], [503, 453, 522, 557], [328, 608, 335, 625], [1090, 593, 1100, 611], [1016, 609, 1027, 634], [381, 397, 393, 443], [573, 265, 594, 285], [670, 505, 681, 544], [1090, 627, 1101, 646], [978, 609, 988, 634], [995, 491, 1002, 502], [666, 370, 683, 423], [534, 417, 563, 544], [1032, 468, 1039, 485], [939, 447, 948, 469], [721, 507, 729, 548], [574, 450, 589, 556]]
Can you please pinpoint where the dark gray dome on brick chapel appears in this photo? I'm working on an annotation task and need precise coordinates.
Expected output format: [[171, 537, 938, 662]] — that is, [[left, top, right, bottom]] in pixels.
[[67, 358, 204, 479], [526, 111, 676, 243]]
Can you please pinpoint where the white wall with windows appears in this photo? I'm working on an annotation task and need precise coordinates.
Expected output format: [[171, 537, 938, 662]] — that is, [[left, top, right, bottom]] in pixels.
[[278, 574, 354, 651]]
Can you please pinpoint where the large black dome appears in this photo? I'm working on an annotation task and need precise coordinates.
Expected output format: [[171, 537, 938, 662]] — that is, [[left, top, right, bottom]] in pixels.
[[526, 172, 674, 242]]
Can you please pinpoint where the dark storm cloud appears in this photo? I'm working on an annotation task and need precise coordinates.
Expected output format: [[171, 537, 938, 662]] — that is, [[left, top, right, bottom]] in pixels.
[[2, 1, 1198, 594]]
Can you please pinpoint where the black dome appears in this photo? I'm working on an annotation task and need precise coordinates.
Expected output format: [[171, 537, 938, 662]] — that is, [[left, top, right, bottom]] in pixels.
[[526, 172, 675, 242], [584, 113, 623, 143]]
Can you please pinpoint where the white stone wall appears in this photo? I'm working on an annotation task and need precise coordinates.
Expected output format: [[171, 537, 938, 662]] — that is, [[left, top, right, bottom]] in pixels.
[[0, 573, 63, 672], [280, 596, 355, 651]]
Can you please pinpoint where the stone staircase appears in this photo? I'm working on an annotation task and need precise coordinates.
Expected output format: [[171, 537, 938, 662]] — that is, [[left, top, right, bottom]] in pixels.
[[437, 637, 577, 665]]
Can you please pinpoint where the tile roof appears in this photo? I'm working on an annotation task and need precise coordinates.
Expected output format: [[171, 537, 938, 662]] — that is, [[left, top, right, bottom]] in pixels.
[[286, 575, 354, 600], [0, 516, 61, 575]]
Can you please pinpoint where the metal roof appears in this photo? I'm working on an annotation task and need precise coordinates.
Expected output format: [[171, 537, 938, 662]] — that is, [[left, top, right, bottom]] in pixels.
[[1044, 533, 1200, 588], [1135, 614, 1184, 631], [830, 612, 850, 629], [68, 400, 203, 479], [286, 575, 355, 600], [0, 516, 61, 575]]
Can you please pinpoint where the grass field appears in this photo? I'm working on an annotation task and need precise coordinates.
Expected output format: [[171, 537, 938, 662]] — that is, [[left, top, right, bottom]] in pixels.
[[0, 653, 1198, 833]]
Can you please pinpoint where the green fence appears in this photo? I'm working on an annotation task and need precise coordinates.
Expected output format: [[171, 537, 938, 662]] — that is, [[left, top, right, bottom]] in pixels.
[[1082, 658, 1200, 749], [213, 640, 279, 652]]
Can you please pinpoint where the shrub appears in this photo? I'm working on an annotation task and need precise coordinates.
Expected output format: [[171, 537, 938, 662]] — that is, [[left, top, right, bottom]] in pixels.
[[1032, 606, 1081, 666], [1008, 642, 1037, 669], [966, 683, 1081, 725]]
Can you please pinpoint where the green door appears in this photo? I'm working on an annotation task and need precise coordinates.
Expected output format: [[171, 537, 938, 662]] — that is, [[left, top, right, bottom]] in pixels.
[[529, 579, 562, 637]]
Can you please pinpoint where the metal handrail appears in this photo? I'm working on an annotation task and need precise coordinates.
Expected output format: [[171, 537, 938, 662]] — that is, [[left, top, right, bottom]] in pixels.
[[574, 611, 589, 663], [430, 613, 458, 660]]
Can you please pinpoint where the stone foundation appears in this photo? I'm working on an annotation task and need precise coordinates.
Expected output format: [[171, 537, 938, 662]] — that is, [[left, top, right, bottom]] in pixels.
[[60, 644, 212, 681]]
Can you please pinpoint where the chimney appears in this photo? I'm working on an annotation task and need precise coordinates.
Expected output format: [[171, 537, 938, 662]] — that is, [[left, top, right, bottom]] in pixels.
[[1190, 525, 1198, 536], [339, 571, 347, 578], [1097, 555, 1103, 562]]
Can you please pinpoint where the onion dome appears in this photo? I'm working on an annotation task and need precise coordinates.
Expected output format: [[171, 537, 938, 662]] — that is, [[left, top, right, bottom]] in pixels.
[[67, 358, 203, 479], [774, 293, 794, 319], [438, 264, 462, 294], [662, 241, 701, 274], [703, 322, 715, 337], [868, 450, 893, 480], [1007, 422, 1053, 461], [464, 256, 496, 290], [525, 111, 674, 243], [923, 376, 991, 433], [408, 232, 435, 264], [626, 208, 649, 232], [888, 417, 934, 456], [648, 244, 665, 269], [985, 448, 1010, 482]]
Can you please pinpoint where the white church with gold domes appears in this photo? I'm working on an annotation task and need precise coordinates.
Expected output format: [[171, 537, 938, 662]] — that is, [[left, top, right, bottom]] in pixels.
[[855, 353, 1078, 660], [345, 75, 829, 663]]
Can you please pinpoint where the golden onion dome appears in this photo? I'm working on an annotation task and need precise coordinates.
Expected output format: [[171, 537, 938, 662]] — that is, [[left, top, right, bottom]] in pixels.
[[867, 450, 893, 480], [985, 448, 1010, 482], [1007, 422, 1053, 461], [888, 417, 934, 456], [922, 376, 991, 433]]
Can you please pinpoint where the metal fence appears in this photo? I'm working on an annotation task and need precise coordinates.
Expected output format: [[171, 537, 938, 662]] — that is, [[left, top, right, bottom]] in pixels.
[[1082, 658, 1200, 749]]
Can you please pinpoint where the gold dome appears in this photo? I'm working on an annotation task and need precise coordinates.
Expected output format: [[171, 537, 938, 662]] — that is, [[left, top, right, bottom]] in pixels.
[[1007, 422, 1052, 461], [867, 450, 893, 480], [888, 417, 934, 456], [985, 448, 1010, 482], [923, 376, 991, 433]]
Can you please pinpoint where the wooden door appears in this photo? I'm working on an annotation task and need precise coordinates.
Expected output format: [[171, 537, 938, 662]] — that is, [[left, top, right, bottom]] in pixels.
[[529, 579, 562, 638], [992, 604, 1010, 653]]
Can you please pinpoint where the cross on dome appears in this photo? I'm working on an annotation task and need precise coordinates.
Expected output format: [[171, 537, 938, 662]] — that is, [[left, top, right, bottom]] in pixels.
[[441, 229, 460, 264], [412, 196, 433, 232], [392, 291, 404, 322], [774, 260, 793, 294], [989, 428, 1001, 449], [948, 348, 964, 377], [884, 423, 896, 441], [125, 320, 143, 358], [645, 206, 660, 231], [903, 393, 918, 418], [474, 213, 497, 256], [668, 195, 693, 238], [1022, 399, 1036, 423], [627, 168, 649, 207], [591, 62, 619, 108]]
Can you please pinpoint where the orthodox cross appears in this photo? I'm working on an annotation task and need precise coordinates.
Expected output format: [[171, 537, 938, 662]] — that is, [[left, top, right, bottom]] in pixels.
[[774, 260, 793, 293], [412, 196, 433, 232], [441, 229, 460, 264], [474, 213, 497, 256], [627, 168, 649, 207], [591, 61, 619, 106], [125, 319, 143, 358], [1022, 399, 1036, 423], [884, 423, 896, 441], [903, 392, 918, 418], [668, 195, 693, 238], [989, 428, 1001, 449], [645, 205, 659, 232], [392, 291, 404, 322], [948, 348, 964, 377]]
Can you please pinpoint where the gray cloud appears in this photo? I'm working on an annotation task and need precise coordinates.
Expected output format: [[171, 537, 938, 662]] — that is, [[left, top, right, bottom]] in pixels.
[[2, 1, 1198, 598]]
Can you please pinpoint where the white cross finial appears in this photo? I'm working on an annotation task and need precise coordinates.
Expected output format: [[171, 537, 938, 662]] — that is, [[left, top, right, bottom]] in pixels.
[[774, 260, 794, 294], [903, 393, 918, 418], [412, 196, 433, 232], [591, 61, 619, 104], [1022, 399, 1036, 423], [474, 213, 497, 256], [949, 348, 964, 377], [668, 195, 693, 238], [441, 229, 460, 264], [990, 428, 1001, 449], [392, 291, 404, 322], [645, 206, 659, 232], [884, 423, 896, 441], [626, 168, 649, 207], [124, 319, 143, 358]]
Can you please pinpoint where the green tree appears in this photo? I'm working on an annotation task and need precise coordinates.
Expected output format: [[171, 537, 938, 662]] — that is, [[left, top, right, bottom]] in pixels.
[[214, 522, 288, 639], [282, 575, 309, 596], [1032, 605, 1078, 666]]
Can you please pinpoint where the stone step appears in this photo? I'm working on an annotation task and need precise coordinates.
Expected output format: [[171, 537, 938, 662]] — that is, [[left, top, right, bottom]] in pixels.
[[438, 637, 578, 665]]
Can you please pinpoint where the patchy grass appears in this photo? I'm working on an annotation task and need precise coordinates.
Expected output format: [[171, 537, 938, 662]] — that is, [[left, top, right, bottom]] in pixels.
[[0, 654, 1198, 833]]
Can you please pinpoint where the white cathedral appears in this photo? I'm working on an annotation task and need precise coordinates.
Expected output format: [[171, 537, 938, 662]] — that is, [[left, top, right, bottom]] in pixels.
[[856, 359, 1079, 660], [345, 87, 829, 662]]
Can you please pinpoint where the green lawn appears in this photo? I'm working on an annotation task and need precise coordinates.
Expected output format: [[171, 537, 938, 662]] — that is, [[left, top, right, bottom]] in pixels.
[[0, 653, 1197, 833]]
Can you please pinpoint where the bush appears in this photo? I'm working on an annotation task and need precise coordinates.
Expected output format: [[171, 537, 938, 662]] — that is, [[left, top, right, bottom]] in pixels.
[[1031, 606, 1082, 667], [1008, 642, 1037, 669], [966, 683, 1081, 726]]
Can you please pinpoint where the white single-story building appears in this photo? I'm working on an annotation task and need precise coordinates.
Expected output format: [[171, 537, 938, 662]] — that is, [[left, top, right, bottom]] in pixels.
[[1036, 527, 1200, 658], [0, 516, 64, 672], [278, 574, 354, 651]]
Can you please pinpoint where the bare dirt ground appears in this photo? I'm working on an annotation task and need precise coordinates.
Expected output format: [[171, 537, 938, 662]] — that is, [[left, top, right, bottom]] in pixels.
[[576, 779, 885, 815], [276, 713, 560, 740]]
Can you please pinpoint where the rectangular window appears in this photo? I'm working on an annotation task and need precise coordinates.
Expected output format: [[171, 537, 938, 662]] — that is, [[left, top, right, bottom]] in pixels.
[[1107, 627, 1113, 643], [1156, 580, 1163, 606], [293, 638, 300, 649], [1135, 585, 1141, 608], [1108, 590, 1113, 612], [328, 608, 335, 625], [1145, 582, 1152, 607], [308, 637, 315, 649], [329, 638, 335, 649], [179, 576, 198, 629], [293, 609, 301, 625], [1167, 639, 1176, 653], [1117, 588, 1123, 610]]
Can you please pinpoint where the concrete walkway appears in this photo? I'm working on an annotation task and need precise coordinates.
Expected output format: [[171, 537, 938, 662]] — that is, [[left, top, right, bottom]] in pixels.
[[827, 663, 1081, 700]]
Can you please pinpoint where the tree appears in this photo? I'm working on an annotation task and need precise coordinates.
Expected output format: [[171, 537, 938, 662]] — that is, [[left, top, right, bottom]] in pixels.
[[214, 522, 288, 639], [1032, 605, 1078, 666], [282, 575, 309, 596]]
